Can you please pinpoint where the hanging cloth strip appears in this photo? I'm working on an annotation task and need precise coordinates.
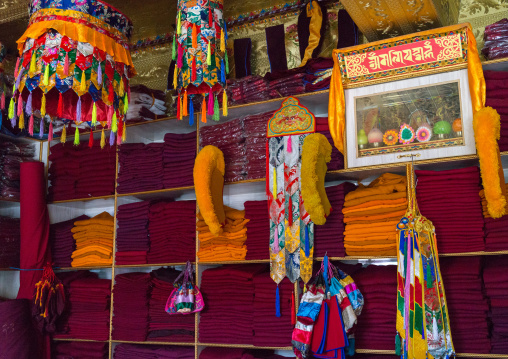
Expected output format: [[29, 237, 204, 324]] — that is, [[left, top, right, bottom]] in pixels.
[[395, 163, 455, 359]]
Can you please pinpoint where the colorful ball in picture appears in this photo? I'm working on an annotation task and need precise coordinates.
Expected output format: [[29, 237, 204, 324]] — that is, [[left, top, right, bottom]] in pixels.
[[368, 128, 383, 143], [416, 125, 432, 142], [452, 118, 462, 132]]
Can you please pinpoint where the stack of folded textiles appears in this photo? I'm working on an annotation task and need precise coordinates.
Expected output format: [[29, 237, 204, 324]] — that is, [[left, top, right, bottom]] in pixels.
[[50, 215, 89, 268], [253, 271, 293, 347], [126, 84, 168, 124], [265, 67, 307, 98], [197, 206, 249, 262], [304, 57, 334, 92], [353, 265, 396, 350], [200, 347, 286, 359], [244, 201, 269, 260], [483, 256, 508, 354], [481, 183, 508, 251], [314, 182, 356, 257], [484, 70, 508, 151], [71, 212, 114, 267], [225, 76, 270, 105], [0, 216, 20, 268], [112, 272, 151, 341], [117, 143, 164, 193], [200, 118, 246, 182], [55, 276, 111, 340], [243, 111, 273, 180], [415, 167, 485, 253], [48, 141, 116, 201], [114, 344, 195, 359], [0, 140, 34, 200], [441, 257, 491, 353], [53, 341, 108, 359], [115, 201, 150, 265], [163, 132, 197, 188], [342, 173, 407, 256], [147, 201, 196, 264], [482, 19, 508, 60], [315, 117, 344, 170], [199, 265, 265, 344], [148, 267, 195, 342]]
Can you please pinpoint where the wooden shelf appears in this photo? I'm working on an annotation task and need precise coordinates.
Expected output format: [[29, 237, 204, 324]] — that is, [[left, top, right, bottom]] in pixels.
[[197, 259, 270, 265], [353, 350, 508, 358], [49, 195, 115, 204], [114, 262, 191, 268], [55, 265, 112, 271], [116, 186, 194, 201], [52, 338, 108, 343], [197, 342, 293, 351]]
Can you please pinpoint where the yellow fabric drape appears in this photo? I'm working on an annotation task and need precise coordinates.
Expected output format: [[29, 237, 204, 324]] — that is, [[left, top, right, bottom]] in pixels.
[[328, 54, 345, 153], [299, 1, 322, 67]]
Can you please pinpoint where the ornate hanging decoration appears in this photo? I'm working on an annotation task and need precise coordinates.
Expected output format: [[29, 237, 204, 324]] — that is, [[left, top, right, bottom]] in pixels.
[[11, 0, 136, 146], [267, 97, 316, 294], [174, 0, 229, 123]]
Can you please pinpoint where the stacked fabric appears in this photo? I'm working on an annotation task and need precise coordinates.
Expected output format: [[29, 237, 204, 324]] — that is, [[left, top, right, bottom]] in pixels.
[[200, 347, 286, 359], [147, 201, 196, 264], [315, 117, 344, 170], [0, 140, 35, 200], [265, 68, 307, 98], [0, 299, 37, 358], [200, 118, 246, 182], [48, 141, 116, 201], [314, 182, 356, 258], [50, 215, 89, 268], [148, 267, 195, 342], [117, 143, 164, 193], [114, 344, 194, 358], [485, 70, 508, 151], [342, 173, 407, 256], [0, 216, 20, 268], [304, 58, 334, 92], [199, 265, 265, 344], [483, 256, 508, 354], [354, 264, 397, 350], [243, 111, 273, 180], [244, 201, 269, 260], [116, 201, 150, 265], [481, 183, 508, 251], [112, 272, 151, 341], [71, 212, 114, 267], [441, 257, 490, 353], [415, 167, 485, 253], [127, 84, 168, 124], [55, 277, 111, 340], [197, 206, 249, 262], [162, 132, 197, 189], [482, 19, 508, 60], [225, 76, 270, 105], [253, 272, 293, 347], [53, 341, 108, 359]]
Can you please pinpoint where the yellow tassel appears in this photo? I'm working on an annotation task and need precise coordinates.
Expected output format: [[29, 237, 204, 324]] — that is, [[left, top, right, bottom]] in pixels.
[[80, 70, 86, 92], [272, 168, 277, 199], [222, 90, 228, 117], [74, 126, 80, 145], [179, 95, 183, 120], [18, 111, 24, 129], [100, 128, 105, 148], [220, 29, 226, 52], [29, 51, 36, 76], [119, 78, 124, 98], [122, 123, 126, 142], [41, 93, 46, 117], [183, 91, 188, 116], [112, 111, 118, 132], [61, 125, 66, 143], [43, 64, 50, 86], [91, 102, 97, 126], [206, 41, 212, 66], [177, 11, 181, 35], [173, 66, 178, 90]]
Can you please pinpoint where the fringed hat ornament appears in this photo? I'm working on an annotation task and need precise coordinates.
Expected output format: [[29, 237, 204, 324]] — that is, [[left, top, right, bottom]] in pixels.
[[12, 0, 135, 146], [395, 163, 454, 359], [174, 0, 229, 123], [267, 97, 316, 304]]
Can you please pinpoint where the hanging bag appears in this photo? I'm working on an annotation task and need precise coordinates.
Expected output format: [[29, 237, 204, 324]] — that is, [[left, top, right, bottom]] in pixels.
[[165, 261, 204, 315]]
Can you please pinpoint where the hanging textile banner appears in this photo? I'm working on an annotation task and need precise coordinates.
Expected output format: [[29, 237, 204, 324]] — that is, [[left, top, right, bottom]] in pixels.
[[267, 97, 316, 286]]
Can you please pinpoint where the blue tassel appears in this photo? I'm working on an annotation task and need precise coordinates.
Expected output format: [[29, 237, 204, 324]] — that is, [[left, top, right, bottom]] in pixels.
[[305, 225, 310, 257], [224, 22, 228, 40], [275, 286, 281, 317], [189, 97, 194, 126], [220, 59, 226, 83]]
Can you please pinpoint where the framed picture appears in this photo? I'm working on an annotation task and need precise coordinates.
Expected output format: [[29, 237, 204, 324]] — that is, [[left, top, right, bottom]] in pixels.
[[344, 68, 474, 168]]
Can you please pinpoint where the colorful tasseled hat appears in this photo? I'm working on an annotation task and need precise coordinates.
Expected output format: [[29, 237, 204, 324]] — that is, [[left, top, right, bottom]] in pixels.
[[174, 0, 229, 123], [11, 0, 135, 146]]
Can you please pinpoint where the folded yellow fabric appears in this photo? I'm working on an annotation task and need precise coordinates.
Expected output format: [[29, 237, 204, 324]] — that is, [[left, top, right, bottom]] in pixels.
[[344, 191, 407, 208], [74, 212, 114, 226], [343, 204, 407, 218], [344, 173, 406, 202], [342, 197, 407, 214]]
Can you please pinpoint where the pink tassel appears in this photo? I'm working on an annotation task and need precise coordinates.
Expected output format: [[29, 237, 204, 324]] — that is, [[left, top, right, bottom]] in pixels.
[[107, 106, 113, 128], [287, 136, 292, 152], [64, 52, 69, 76], [48, 122, 53, 142], [14, 57, 20, 78], [207, 90, 213, 115], [1, 92, 5, 110], [17, 94, 23, 117], [29, 114, 34, 136], [272, 225, 279, 254], [177, 43, 183, 68]]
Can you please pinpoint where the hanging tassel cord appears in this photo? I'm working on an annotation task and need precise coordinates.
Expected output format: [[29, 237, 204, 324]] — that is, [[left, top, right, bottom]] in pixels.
[[275, 285, 281, 317]]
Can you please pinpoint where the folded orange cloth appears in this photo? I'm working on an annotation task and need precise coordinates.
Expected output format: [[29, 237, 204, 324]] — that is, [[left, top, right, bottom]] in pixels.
[[197, 206, 245, 221], [72, 245, 112, 257], [74, 212, 114, 226], [197, 245, 247, 261], [345, 173, 406, 202], [73, 232, 114, 241], [342, 197, 407, 214], [71, 225, 114, 234], [344, 191, 407, 208], [343, 204, 407, 218], [344, 220, 399, 234], [74, 241, 113, 251], [343, 210, 406, 224], [71, 256, 112, 267]]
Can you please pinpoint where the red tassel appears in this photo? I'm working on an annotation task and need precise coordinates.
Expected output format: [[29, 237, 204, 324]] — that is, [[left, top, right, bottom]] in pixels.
[[108, 81, 114, 103], [177, 94, 181, 120], [63, 52, 69, 76], [29, 114, 34, 136], [14, 57, 20, 78], [117, 118, 124, 141], [192, 24, 198, 48], [209, 4, 213, 27], [88, 129, 93, 148], [288, 196, 293, 226], [291, 291, 296, 325], [48, 121, 53, 142], [57, 92, 63, 117]]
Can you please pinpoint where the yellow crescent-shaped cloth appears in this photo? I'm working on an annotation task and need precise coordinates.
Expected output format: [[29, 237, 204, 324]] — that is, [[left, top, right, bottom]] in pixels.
[[299, 1, 323, 67], [301, 133, 332, 225], [194, 145, 226, 236]]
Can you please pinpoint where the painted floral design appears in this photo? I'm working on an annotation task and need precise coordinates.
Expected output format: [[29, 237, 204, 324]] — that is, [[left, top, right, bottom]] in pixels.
[[399, 123, 415, 144], [383, 129, 398, 146], [416, 126, 432, 142]]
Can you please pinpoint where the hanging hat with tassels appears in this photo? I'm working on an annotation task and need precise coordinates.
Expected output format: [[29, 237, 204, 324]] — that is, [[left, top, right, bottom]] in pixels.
[[11, 0, 136, 146], [174, 0, 229, 124]]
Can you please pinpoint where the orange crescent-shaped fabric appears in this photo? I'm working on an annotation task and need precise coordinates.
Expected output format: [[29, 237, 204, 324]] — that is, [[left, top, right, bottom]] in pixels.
[[194, 145, 226, 236], [301, 133, 332, 225]]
